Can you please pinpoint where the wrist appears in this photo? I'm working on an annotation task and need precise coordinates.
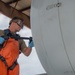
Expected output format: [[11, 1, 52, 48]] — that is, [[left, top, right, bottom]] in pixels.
[[28, 44, 32, 48]]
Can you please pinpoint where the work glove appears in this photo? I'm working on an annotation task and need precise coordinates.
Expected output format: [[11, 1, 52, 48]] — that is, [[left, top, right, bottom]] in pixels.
[[28, 37, 34, 48], [0, 37, 5, 45]]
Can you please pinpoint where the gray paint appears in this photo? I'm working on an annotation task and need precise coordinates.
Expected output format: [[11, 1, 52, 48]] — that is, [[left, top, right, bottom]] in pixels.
[[37, 73, 47, 75], [31, 0, 75, 75]]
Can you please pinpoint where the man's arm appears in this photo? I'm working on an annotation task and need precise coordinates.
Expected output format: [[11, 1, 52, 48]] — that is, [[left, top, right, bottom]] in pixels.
[[22, 40, 34, 56], [22, 47, 32, 56]]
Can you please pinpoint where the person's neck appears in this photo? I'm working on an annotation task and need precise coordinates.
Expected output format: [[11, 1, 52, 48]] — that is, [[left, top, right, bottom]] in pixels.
[[8, 28, 16, 33]]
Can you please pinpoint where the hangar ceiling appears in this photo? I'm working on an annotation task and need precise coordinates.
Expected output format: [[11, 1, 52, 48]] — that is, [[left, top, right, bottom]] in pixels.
[[0, 0, 31, 28]]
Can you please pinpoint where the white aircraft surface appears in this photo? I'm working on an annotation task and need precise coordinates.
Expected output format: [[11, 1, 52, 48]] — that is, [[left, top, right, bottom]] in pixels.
[[31, 0, 75, 75]]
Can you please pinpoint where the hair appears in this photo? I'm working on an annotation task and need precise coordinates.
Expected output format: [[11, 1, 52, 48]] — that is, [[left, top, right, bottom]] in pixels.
[[9, 17, 24, 26]]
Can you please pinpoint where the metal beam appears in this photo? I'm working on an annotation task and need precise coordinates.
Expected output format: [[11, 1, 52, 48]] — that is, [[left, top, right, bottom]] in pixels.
[[19, 6, 31, 12], [0, 1, 30, 28], [6, 0, 20, 5]]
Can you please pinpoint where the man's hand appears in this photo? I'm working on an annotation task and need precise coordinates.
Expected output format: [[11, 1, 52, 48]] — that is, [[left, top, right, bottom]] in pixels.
[[28, 40, 34, 48], [0, 37, 5, 44]]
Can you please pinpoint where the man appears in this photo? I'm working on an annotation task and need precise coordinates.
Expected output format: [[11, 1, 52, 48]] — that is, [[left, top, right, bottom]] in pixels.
[[0, 17, 34, 75]]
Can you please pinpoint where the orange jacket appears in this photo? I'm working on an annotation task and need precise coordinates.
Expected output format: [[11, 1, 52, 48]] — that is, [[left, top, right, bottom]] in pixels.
[[0, 38, 19, 75], [0, 38, 19, 67]]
